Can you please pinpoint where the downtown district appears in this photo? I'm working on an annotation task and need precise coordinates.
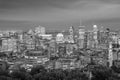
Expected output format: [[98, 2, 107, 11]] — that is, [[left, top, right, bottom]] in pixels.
[[0, 25, 119, 72]]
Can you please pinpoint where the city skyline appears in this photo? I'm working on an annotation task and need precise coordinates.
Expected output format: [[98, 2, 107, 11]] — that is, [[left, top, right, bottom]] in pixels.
[[1, 1, 120, 79], [0, 0, 120, 31]]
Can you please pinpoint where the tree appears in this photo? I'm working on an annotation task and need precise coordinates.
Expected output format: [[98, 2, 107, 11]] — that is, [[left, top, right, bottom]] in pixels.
[[0, 75, 14, 80], [0, 52, 7, 58], [10, 70, 33, 80], [91, 66, 111, 80], [30, 65, 47, 75], [111, 65, 120, 73], [0, 70, 10, 78], [67, 69, 88, 80]]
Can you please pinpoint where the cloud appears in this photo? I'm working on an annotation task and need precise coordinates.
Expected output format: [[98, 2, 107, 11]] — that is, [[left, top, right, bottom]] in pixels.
[[0, 0, 120, 30]]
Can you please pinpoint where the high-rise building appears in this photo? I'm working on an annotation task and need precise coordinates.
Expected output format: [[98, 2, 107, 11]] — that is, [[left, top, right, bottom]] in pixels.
[[1, 38, 17, 52], [56, 33, 64, 43], [108, 42, 113, 67], [111, 32, 118, 44], [78, 26, 85, 48], [86, 31, 93, 48], [35, 25, 46, 35], [69, 26, 74, 35], [98, 26, 104, 44], [92, 25, 98, 48], [84, 32, 88, 49], [97, 28, 108, 49], [105, 28, 111, 48], [68, 26, 74, 43]]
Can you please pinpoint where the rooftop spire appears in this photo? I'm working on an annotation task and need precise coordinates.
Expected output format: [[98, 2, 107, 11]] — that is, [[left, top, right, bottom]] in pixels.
[[79, 20, 85, 29]]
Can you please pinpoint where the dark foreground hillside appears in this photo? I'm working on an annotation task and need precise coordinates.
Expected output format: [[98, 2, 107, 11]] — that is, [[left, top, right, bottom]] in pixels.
[[0, 65, 120, 80]]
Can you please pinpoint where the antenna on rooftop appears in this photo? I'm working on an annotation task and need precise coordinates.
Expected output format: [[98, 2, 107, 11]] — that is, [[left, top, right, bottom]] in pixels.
[[79, 20, 85, 29], [80, 20, 82, 26]]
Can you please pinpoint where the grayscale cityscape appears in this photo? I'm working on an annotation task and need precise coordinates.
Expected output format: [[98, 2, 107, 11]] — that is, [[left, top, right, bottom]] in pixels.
[[0, 0, 120, 80]]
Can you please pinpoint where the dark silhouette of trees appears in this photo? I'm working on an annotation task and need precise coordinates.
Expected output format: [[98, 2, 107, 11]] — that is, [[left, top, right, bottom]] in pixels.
[[91, 65, 112, 80], [0, 52, 7, 58], [110, 65, 120, 80], [1, 64, 120, 80], [111, 65, 120, 73], [10, 69, 33, 80], [29, 65, 89, 80], [30, 65, 47, 75]]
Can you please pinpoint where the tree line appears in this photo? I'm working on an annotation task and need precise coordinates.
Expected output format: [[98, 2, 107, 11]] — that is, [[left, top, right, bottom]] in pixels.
[[0, 64, 120, 80]]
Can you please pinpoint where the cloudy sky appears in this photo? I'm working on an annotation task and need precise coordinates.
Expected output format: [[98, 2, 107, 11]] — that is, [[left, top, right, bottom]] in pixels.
[[0, 0, 120, 31]]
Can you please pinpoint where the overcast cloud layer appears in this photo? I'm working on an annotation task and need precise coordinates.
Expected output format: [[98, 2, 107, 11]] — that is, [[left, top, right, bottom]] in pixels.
[[0, 0, 120, 31]]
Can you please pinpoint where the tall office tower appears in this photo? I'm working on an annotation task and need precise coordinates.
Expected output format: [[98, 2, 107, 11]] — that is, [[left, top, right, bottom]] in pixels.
[[98, 26, 104, 43], [68, 26, 74, 43], [112, 32, 118, 44], [78, 26, 85, 48], [97, 26, 106, 48], [84, 32, 88, 49], [105, 28, 110, 48], [35, 25, 46, 35], [108, 42, 113, 67], [92, 25, 98, 48], [87, 31, 93, 48]]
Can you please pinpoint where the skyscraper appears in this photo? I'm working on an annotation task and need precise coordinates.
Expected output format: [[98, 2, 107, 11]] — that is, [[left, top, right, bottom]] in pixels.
[[68, 26, 74, 43], [78, 25, 85, 48], [92, 25, 98, 48], [108, 42, 113, 67]]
